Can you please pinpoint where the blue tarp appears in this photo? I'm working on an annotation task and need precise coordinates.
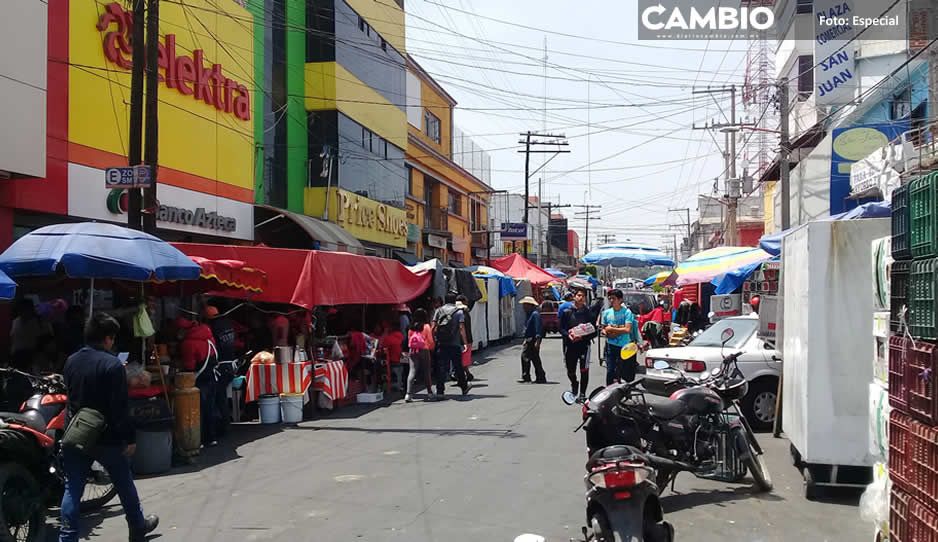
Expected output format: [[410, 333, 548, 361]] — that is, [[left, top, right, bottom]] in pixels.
[[0, 222, 201, 282], [0, 270, 16, 300], [711, 261, 766, 295], [544, 267, 567, 278], [475, 274, 517, 298], [759, 201, 891, 256]]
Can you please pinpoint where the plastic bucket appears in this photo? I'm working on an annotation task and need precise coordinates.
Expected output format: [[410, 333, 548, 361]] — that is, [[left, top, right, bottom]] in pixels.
[[280, 393, 304, 424], [132, 425, 173, 475], [258, 394, 281, 424]]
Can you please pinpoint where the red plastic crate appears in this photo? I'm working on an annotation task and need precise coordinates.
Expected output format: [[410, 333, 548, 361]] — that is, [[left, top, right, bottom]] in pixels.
[[909, 496, 938, 542], [890, 411, 914, 493], [891, 336, 911, 410], [910, 422, 938, 512], [908, 340, 938, 424], [892, 486, 911, 542]]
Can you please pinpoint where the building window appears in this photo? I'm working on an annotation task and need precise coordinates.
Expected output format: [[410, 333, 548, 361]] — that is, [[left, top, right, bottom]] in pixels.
[[358, 16, 365, 32], [892, 87, 912, 120], [406, 166, 413, 196], [424, 110, 441, 144], [796, 55, 813, 101], [470, 199, 482, 232], [448, 192, 462, 216], [796, 0, 813, 14], [381, 38, 387, 51]]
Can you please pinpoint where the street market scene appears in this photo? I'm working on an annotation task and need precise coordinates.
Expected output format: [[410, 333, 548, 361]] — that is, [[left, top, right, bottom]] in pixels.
[[0, 0, 935, 541]]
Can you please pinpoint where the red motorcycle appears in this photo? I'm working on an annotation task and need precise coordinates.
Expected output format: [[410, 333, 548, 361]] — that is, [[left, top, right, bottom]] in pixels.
[[0, 368, 116, 541]]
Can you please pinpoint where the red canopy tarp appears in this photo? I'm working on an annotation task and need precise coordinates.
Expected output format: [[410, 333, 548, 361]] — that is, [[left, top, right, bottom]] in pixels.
[[172, 243, 432, 309], [151, 256, 268, 296], [489, 253, 558, 286]]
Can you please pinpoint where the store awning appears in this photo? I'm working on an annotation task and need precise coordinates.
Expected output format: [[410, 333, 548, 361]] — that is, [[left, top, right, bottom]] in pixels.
[[173, 243, 431, 308], [254, 205, 364, 255]]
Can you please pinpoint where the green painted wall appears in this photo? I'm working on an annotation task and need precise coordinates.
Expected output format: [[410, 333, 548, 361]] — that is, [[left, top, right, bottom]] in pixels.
[[285, 0, 308, 213]]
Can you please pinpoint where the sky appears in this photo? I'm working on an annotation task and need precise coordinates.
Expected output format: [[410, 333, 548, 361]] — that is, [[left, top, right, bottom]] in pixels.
[[403, 0, 755, 254]]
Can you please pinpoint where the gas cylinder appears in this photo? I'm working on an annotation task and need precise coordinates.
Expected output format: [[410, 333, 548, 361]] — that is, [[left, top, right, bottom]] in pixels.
[[172, 371, 201, 457]]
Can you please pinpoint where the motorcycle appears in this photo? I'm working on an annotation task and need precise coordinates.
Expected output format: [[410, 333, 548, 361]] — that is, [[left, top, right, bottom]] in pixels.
[[0, 369, 117, 541], [562, 387, 674, 542], [571, 327, 772, 496]]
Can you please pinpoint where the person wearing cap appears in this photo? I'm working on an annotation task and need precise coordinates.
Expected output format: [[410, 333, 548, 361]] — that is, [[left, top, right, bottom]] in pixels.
[[520, 296, 546, 383], [205, 304, 236, 438]]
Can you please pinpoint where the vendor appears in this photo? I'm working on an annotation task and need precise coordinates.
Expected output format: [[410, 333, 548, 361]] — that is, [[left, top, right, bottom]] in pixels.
[[177, 316, 219, 447], [268, 312, 290, 348]]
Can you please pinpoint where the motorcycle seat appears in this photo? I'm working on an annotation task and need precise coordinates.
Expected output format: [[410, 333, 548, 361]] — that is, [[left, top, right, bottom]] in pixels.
[[586, 444, 647, 469], [0, 411, 47, 435], [647, 400, 686, 420]]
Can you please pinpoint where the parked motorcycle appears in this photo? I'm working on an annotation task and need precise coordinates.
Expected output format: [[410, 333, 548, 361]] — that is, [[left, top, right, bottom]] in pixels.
[[562, 387, 674, 542], [0, 369, 117, 541], [570, 327, 772, 497]]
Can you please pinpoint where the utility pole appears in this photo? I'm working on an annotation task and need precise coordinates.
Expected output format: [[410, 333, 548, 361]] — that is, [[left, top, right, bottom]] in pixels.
[[127, 0, 146, 231], [779, 78, 791, 230], [573, 204, 602, 254], [519, 132, 570, 259], [527, 201, 572, 267], [669, 207, 691, 259], [693, 85, 752, 246], [142, 0, 160, 234]]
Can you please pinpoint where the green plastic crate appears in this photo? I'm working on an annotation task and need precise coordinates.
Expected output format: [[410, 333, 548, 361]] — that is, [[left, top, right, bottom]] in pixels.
[[892, 182, 911, 260], [910, 173, 938, 259], [909, 257, 938, 340]]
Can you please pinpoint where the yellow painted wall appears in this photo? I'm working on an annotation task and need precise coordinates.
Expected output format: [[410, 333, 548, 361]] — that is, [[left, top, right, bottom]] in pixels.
[[69, 0, 254, 190], [763, 181, 776, 233], [346, 0, 406, 55], [304, 187, 408, 248], [409, 78, 452, 157], [305, 62, 406, 149]]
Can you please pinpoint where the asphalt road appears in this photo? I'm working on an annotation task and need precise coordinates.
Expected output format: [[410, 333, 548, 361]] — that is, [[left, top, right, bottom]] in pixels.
[[46, 337, 869, 542]]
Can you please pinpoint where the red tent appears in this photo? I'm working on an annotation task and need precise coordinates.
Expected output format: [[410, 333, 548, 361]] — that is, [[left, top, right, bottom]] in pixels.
[[151, 256, 268, 296], [490, 254, 558, 286], [172, 243, 432, 309]]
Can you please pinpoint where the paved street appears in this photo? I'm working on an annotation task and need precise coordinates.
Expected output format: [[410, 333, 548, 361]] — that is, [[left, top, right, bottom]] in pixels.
[[49, 338, 867, 542]]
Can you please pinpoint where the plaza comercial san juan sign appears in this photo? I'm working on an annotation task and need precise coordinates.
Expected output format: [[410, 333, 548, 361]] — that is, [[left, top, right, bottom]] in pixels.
[[814, 0, 857, 105]]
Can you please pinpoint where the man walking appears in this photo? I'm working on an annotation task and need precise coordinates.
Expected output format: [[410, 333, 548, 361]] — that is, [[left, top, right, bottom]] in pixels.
[[600, 289, 642, 385], [519, 296, 546, 383], [60, 313, 159, 542], [432, 293, 470, 398], [560, 289, 598, 403]]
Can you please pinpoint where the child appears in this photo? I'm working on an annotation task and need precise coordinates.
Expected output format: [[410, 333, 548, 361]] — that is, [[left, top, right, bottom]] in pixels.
[[405, 309, 435, 402]]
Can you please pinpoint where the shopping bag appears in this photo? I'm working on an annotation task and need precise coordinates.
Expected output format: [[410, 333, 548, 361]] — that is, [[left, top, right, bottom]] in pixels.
[[461, 346, 472, 368]]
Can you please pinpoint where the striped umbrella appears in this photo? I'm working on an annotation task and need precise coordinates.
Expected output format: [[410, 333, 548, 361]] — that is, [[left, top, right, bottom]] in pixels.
[[643, 270, 677, 287], [674, 246, 773, 286]]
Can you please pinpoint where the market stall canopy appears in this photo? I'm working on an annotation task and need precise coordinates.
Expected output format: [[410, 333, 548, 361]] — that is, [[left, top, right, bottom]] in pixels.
[[408, 259, 482, 304], [152, 257, 268, 295], [710, 258, 779, 295], [758, 203, 889, 257], [0, 269, 16, 300], [643, 270, 677, 287], [581, 243, 675, 267], [0, 222, 201, 281], [467, 265, 505, 277], [173, 243, 431, 309], [674, 246, 773, 286], [489, 254, 557, 286], [544, 267, 567, 278]]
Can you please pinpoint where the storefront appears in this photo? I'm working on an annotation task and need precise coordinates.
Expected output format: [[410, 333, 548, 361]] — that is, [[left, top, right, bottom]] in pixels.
[[304, 187, 409, 258], [0, 0, 258, 245]]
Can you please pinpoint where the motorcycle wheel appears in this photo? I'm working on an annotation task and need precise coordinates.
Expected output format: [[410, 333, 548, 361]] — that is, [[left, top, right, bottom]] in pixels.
[[79, 462, 117, 512], [0, 463, 44, 542], [744, 444, 773, 492]]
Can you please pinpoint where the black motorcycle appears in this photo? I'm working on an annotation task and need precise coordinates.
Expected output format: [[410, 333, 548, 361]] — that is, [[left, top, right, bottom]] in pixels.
[[563, 389, 674, 542], [577, 328, 772, 495]]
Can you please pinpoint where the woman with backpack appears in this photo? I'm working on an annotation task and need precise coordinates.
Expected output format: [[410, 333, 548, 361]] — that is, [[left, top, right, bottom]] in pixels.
[[405, 309, 435, 402]]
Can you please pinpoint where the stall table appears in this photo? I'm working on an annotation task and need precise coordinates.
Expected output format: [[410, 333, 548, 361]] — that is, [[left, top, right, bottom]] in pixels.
[[245, 362, 313, 403], [313, 360, 349, 400]]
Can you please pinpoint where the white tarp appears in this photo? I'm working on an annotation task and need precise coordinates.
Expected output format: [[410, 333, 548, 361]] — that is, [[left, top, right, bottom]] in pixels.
[[470, 300, 487, 351], [782, 218, 889, 466], [486, 277, 501, 341]]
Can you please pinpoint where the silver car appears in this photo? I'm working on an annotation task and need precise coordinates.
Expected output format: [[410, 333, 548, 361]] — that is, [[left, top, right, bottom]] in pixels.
[[642, 314, 781, 430]]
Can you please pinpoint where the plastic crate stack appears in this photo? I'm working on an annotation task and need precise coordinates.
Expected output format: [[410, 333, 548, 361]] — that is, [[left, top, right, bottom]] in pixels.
[[888, 174, 938, 542]]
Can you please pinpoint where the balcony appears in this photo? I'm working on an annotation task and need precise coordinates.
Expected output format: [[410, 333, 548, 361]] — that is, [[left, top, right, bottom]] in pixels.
[[471, 231, 490, 248], [423, 207, 450, 234]]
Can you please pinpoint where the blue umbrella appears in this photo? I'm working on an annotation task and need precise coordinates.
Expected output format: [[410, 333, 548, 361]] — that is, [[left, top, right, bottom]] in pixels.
[[581, 243, 675, 267], [0, 269, 16, 300], [0, 222, 202, 282], [544, 267, 567, 278]]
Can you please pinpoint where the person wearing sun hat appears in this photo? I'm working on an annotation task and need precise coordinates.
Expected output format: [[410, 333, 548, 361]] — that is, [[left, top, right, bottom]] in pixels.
[[519, 296, 546, 383]]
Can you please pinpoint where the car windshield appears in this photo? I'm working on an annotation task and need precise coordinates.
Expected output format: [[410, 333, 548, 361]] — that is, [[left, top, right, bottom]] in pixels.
[[690, 319, 757, 348], [622, 293, 656, 315]]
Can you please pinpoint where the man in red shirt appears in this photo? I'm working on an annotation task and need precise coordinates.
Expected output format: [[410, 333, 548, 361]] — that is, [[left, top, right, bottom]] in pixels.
[[176, 317, 218, 446]]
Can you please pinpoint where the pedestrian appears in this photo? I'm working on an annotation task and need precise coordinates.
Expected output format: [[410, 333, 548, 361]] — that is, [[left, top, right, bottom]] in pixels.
[[519, 296, 546, 383], [455, 295, 474, 382], [600, 289, 642, 385], [59, 313, 159, 542], [177, 316, 219, 447], [431, 293, 470, 398], [558, 291, 574, 357], [405, 308, 435, 402], [204, 305, 236, 438], [561, 288, 598, 403], [10, 298, 42, 371], [397, 303, 411, 351]]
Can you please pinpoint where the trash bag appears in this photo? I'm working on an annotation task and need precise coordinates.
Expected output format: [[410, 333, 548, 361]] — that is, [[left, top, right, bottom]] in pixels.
[[132, 303, 155, 338], [859, 462, 889, 535], [125, 362, 151, 388]]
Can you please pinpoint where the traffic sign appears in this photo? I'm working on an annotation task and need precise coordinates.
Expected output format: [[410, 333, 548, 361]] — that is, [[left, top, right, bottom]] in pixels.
[[105, 165, 152, 189]]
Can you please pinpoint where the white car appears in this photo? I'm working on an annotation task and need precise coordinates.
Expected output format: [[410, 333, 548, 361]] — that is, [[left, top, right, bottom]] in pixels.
[[641, 314, 781, 430]]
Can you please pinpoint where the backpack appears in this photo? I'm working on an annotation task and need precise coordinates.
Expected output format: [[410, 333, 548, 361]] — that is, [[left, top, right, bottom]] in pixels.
[[434, 305, 461, 345]]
